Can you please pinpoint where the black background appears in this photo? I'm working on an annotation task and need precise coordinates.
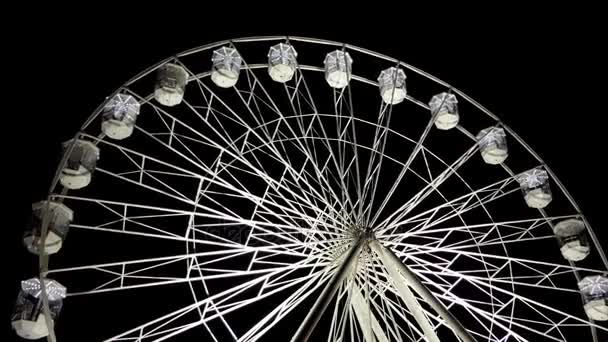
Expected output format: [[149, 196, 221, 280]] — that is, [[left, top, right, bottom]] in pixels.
[[5, 5, 607, 341]]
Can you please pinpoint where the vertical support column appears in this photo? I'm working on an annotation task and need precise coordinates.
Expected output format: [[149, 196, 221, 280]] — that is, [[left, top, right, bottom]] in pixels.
[[291, 236, 365, 342], [371, 239, 440, 342], [369, 240, 475, 342], [351, 283, 389, 342]]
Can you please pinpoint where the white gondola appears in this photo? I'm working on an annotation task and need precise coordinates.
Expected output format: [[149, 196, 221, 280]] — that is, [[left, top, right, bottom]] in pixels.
[[324, 50, 352, 89], [211, 47, 242, 88], [101, 93, 140, 140], [154, 63, 188, 106], [429, 92, 459, 130], [59, 139, 100, 189], [378, 67, 407, 105], [553, 218, 590, 261], [24, 201, 73, 255], [12, 278, 66, 340], [517, 167, 552, 209], [268, 43, 298, 83], [476, 127, 508, 165], [578, 275, 608, 321]]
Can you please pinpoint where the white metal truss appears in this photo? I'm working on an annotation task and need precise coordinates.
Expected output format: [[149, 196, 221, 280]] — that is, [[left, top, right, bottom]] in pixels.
[[28, 36, 608, 342]]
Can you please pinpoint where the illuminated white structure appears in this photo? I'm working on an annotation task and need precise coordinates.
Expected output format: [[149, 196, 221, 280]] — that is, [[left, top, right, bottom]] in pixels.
[[19, 36, 608, 342], [211, 47, 242, 88], [268, 43, 298, 83], [429, 92, 459, 130], [517, 167, 552, 209], [476, 126, 508, 164], [101, 93, 140, 140], [579, 275, 608, 321], [324, 50, 352, 89], [59, 139, 99, 190], [24, 201, 72, 255], [12, 278, 66, 340], [378, 67, 407, 105], [154, 63, 188, 106]]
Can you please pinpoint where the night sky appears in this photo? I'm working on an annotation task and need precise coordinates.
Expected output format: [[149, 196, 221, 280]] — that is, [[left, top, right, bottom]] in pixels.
[[7, 6, 607, 341]]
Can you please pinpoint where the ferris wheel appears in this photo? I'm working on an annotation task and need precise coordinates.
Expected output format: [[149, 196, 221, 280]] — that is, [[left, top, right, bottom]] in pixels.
[[12, 36, 608, 342]]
